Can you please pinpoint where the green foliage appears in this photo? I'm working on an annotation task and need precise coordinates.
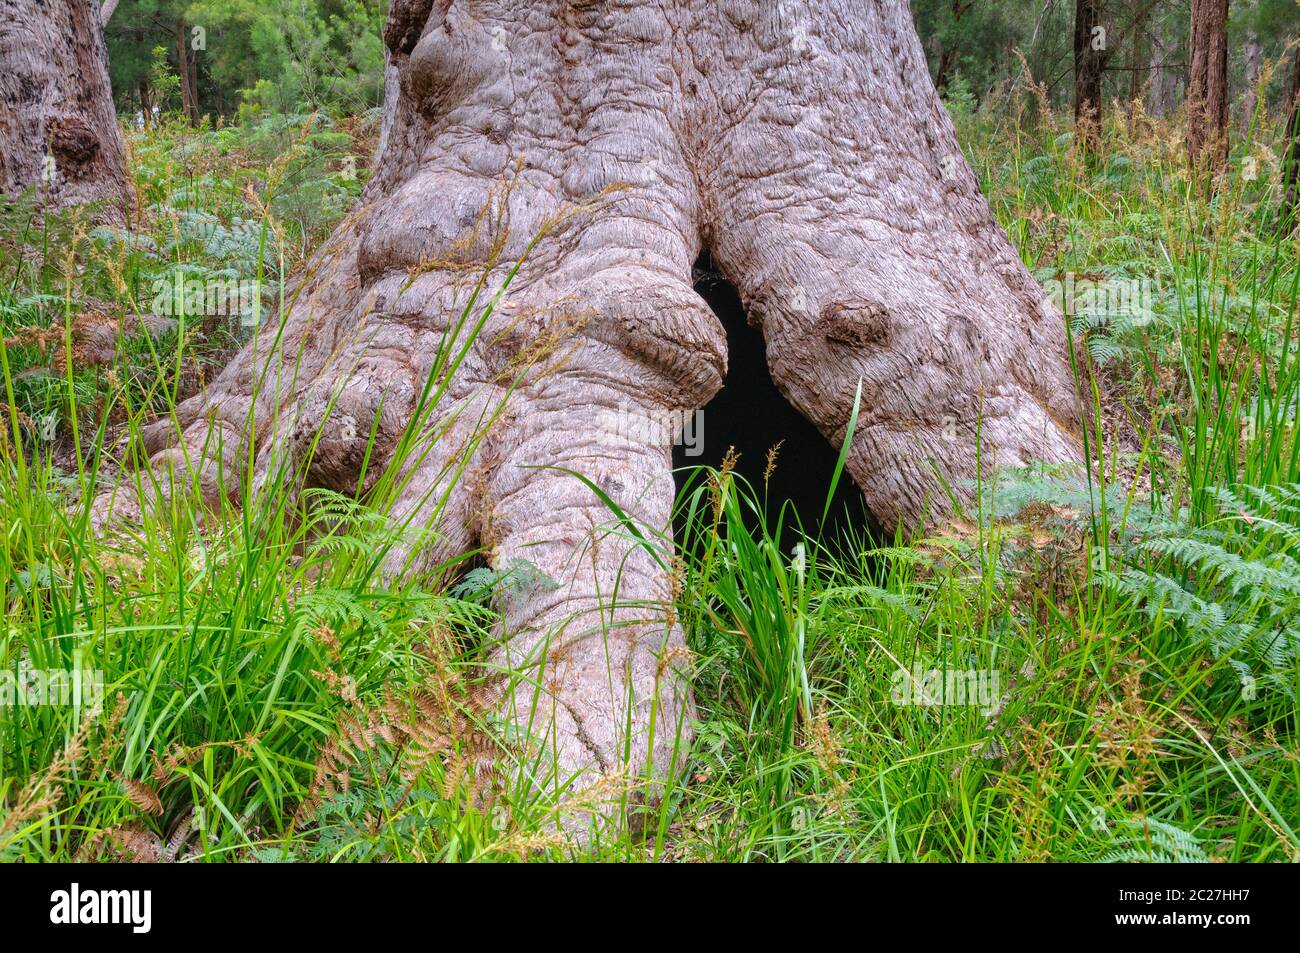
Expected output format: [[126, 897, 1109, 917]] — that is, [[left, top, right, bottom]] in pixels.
[[941, 72, 978, 118], [912, 0, 1298, 120], [1105, 484, 1300, 698], [148, 45, 182, 113], [107, 0, 386, 124], [1101, 818, 1209, 864]]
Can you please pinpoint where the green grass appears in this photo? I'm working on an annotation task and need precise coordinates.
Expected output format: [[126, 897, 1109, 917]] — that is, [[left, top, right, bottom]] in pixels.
[[1, 102, 1298, 861]]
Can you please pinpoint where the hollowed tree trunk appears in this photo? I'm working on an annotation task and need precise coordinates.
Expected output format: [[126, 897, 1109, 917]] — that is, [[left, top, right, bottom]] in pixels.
[[0, 0, 130, 220], [119, 0, 1081, 815]]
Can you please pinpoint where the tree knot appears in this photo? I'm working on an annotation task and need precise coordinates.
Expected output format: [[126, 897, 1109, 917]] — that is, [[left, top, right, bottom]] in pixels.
[[49, 117, 100, 167], [818, 299, 892, 347]]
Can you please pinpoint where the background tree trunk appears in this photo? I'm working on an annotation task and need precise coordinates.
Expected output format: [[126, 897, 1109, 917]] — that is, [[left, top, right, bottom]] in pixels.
[[121, 0, 1081, 814], [176, 18, 200, 126], [1282, 44, 1300, 230], [933, 0, 973, 93], [1242, 30, 1262, 132], [0, 0, 130, 220], [1146, 29, 1177, 118], [1129, 21, 1147, 106], [1187, 0, 1229, 176], [138, 77, 153, 129], [1074, 0, 1104, 146]]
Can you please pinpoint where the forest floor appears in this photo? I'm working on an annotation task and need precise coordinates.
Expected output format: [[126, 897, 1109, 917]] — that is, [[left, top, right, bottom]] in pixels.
[[1, 103, 1298, 861]]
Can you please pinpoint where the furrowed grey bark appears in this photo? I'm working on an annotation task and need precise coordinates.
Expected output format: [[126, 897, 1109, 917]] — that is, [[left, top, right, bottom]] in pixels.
[[0, 0, 130, 220], [113, 0, 1081, 820]]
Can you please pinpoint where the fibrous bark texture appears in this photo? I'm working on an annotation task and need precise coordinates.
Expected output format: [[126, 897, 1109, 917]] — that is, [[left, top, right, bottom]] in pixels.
[[0, 0, 130, 219], [1186, 0, 1229, 176], [121, 0, 1081, 817]]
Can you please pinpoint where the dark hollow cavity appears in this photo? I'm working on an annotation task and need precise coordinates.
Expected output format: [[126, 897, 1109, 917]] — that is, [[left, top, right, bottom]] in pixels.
[[673, 254, 878, 552]]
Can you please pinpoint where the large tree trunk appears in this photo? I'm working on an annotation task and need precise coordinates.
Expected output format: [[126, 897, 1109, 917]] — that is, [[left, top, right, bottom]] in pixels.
[[373, 50, 400, 168], [1186, 0, 1229, 177], [0, 0, 129, 220], [115, 0, 1080, 820]]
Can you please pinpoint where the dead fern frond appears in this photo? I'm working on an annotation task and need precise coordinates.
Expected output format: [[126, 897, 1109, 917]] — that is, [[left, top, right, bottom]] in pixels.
[[87, 825, 163, 863], [150, 735, 257, 784], [296, 669, 506, 828], [117, 775, 163, 815]]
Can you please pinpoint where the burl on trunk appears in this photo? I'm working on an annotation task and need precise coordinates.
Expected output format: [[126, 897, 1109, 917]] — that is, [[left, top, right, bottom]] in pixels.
[[119, 1, 1080, 818]]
